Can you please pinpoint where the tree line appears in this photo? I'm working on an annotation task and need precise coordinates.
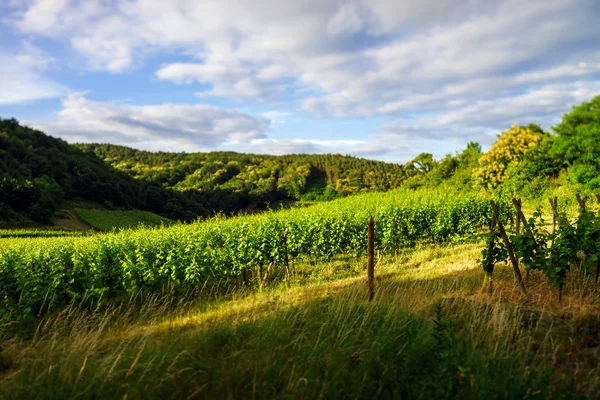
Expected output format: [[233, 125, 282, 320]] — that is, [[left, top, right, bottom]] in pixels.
[[1, 94, 599, 227]]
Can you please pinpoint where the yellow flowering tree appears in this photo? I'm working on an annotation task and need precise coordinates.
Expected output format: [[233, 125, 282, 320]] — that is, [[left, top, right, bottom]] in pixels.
[[473, 125, 544, 190]]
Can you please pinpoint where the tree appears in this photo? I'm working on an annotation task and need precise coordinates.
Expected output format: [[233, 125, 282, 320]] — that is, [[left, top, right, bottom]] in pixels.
[[406, 153, 436, 176], [551, 95, 600, 167], [473, 125, 545, 190]]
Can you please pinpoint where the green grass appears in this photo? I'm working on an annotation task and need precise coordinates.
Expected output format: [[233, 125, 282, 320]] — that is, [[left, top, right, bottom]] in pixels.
[[0, 229, 87, 239], [74, 209, 174, 231], [1, 242, 597, 399]]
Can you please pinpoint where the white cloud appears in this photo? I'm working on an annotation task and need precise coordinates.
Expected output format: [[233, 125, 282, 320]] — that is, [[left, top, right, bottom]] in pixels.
[[28, 94, 270, 151], [5, 0, 600, 161], [0, 42, 65, 104], [25, 94, 424, 160], [14, 41, 55, 69]]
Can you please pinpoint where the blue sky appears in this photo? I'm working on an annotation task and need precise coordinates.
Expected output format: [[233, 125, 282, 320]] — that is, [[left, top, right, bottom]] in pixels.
[[1, 0, 600, 163]]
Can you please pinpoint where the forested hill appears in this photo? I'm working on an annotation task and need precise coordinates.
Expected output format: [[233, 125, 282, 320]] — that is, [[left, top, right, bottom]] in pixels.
[[0, 119, 411, 227], [3, 94, 599, 228], [75, 144, 408, 208], [0, 118, 207, 227]]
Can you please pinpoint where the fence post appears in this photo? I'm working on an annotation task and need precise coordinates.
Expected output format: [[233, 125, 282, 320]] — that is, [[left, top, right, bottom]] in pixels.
[[368, 216, 375, 302], [487, 210, 497, 295], [513, 198, 535, 283], [490, 200, 527, 296], [511, 198, 528, 234], [282, 229, 290, 286]]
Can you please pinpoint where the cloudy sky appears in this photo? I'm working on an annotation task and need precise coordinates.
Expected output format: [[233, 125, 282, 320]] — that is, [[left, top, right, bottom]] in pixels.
[[1, 0, 599, 162]]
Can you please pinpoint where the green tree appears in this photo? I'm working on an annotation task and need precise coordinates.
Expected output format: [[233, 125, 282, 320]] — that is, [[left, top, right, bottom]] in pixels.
[[473, 125, 544, 190], [551, 95, 600, 167]]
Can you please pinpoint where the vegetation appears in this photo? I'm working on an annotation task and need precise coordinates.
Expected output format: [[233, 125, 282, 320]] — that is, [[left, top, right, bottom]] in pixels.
[[74, 209, 174, 231], [3, 95, 600, 398], [0, 229, 87, 239], [77, 143, 408, 213], [473, 124, 545, 189], [482, 197, 600, 300], [0, 242, 595, 399], [0, 118, 208, 227], [0, 189, 496, 319]]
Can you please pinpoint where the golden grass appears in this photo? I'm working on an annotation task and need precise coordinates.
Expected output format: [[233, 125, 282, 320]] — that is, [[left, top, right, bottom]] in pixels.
[[1, 240, 600, 398]]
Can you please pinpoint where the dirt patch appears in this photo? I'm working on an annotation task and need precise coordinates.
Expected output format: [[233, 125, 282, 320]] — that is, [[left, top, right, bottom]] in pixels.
[[53, 209, 92, 231]]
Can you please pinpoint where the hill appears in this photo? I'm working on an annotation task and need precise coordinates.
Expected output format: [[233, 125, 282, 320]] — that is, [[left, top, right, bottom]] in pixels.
[[75, 144, 408, 213], [3, 94, 600, 228], [0, 118, 415, 228], [0, 118, 207, 227]]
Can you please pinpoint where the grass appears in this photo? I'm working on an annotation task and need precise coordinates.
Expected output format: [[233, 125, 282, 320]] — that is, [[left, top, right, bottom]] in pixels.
[[74, 209, 174, 231], [0, 229, 87, 239], [1, 241, 599, 399]]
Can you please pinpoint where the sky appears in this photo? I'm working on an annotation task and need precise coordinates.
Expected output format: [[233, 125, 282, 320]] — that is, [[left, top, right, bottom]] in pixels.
[[1, 0, 600, 163]]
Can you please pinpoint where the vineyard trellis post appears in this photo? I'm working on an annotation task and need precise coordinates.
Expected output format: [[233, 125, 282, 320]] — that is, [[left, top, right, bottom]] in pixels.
[[259, 261, 274, 291], [595, 195, 600, 283], [515, 198, 522, 235], [368, 216, 375, 302], [512, 198, 527, 234], [490, 200, 527, 296], [512, 198, 531, 283], [282, 229, 290, 286], [486, 209, 497, 294]]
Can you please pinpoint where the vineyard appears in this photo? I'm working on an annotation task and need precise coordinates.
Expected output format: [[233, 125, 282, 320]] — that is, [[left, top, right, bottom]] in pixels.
[[0, 189, 496, 319], [481, 195, 600, 300], [0, 229, 87, 239], [74, 209, 174, 231]]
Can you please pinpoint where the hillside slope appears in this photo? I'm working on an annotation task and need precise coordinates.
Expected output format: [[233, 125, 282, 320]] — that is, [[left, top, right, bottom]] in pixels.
[[0, 118, 207, 227], [77, 143, 408, 212]]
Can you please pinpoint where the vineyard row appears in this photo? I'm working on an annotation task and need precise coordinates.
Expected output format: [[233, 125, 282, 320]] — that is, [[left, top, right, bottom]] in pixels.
[[1, 192, 497, 318]]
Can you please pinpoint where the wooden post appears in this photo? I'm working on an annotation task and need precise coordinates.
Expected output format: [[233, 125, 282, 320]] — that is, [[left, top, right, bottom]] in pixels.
[[514, 198, 522, 234], [282, 229, 290, 286], [259, 261, 274, 291], [512, 198, 533, 283], [576, 194, 587, 213], [63, 262, 69, 303], [595, 196, 600, 283], [491, 200, 527, 296], [512, 198, 528, 234], [487, 211, 497, 295], [368, 216, 375, 302]]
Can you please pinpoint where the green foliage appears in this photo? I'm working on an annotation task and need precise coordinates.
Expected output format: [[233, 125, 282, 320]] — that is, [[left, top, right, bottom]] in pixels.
[[474, 125, 546, 190], [0, 230, 86, 239], [0, 189, 492, 318], [481, 200, 600, 297], [74, 209, 175, 231], [0, 118, 207, 225], [550, 95, 600, 191], [77, 143, 407, 212], [0, 296, 575, 399], [479, 227, 507, 276], [511, 209, 549, 276], [551, 95, 600, 167]]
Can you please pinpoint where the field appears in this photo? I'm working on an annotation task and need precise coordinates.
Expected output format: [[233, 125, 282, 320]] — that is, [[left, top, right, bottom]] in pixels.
[[1, 188, 600, 399], [0, 229, 87, 238], [74, 209, 174, 231], [0, 188, 495, 317], [1, 242, 599, 398]]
